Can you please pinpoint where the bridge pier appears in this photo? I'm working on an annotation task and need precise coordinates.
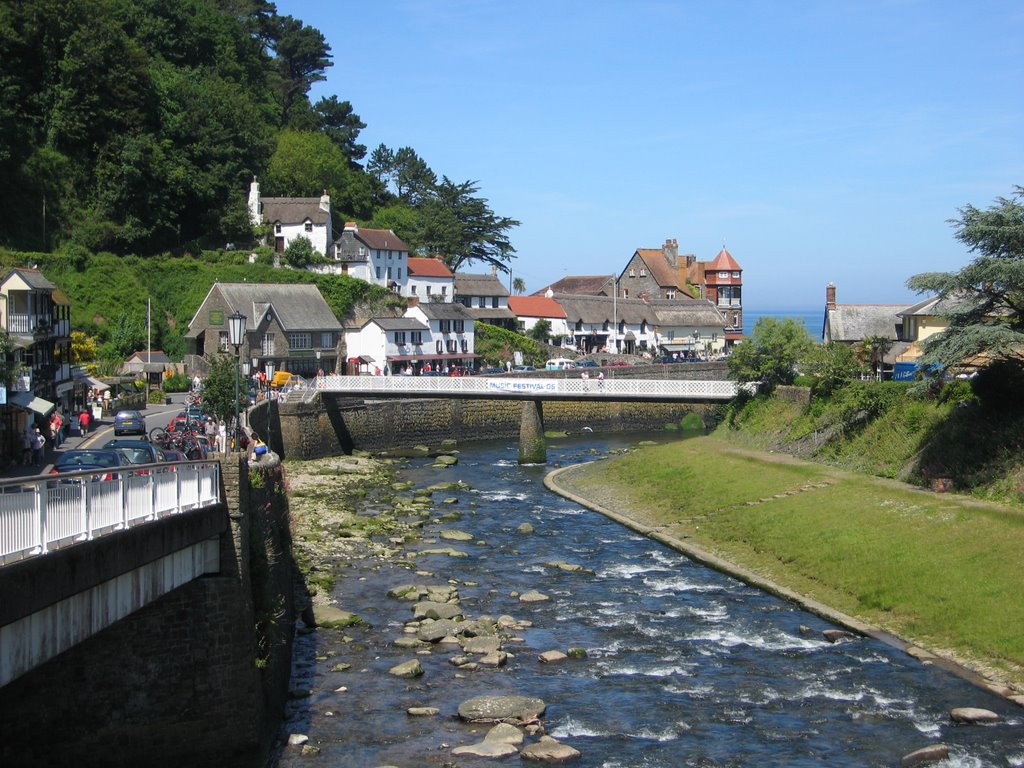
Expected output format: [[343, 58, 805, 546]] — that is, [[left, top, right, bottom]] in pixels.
[[518, 399, 546, 464]]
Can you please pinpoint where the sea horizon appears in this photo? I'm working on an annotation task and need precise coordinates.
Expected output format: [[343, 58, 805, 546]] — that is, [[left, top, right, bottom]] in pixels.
[[743, 307, 823, 341]]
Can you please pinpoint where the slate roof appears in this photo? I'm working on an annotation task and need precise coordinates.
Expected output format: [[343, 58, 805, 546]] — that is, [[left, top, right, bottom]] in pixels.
[[369, 317, 429, 331], [352, 226, 411, 252], [508, 295, 567, 319], [454, 273, 510, 298], [532, 275, 613, 296], [415, 302, 477, 321], [126, 350, 173, 365], [407, 257, 453, 277], [2, 268, 57, 290], [824, 304, 904, 342], [260, 198, 329, 226]]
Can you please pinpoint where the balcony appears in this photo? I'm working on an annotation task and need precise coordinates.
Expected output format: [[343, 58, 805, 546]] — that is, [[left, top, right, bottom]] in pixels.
[[6, 314, 52, 335]]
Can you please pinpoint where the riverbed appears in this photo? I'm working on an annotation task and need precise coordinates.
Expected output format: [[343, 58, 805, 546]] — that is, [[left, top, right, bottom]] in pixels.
[[274, 434, 1024, 767]]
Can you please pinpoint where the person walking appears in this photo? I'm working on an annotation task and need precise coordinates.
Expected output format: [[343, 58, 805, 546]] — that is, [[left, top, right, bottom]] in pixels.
[[217, 419, 227, 453], [78, 409, 91, 435], [30, 427, 46, 467]]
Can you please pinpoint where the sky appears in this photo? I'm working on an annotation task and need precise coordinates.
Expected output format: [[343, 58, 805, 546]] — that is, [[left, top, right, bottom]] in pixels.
[[274, 0, 1023, 310]]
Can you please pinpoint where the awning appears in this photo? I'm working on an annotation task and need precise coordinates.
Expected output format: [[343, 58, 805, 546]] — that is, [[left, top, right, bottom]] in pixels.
[[78, 374, 110, 391], [386, 353, 481, 362], [10, 392, 56, 417], [347, 355, 375, 364]]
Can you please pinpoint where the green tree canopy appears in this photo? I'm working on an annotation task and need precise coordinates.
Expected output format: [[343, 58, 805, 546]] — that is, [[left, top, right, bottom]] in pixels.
[[906, 186, 1024, 374], [283, 234, 317, 267], [799, 342, 863, 395], [201, 353, 248, 424], [727, 317, 815, 393]]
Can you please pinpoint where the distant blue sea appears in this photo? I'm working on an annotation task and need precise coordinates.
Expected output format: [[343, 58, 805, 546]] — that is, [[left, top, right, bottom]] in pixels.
[[744, 308, 823, 341]]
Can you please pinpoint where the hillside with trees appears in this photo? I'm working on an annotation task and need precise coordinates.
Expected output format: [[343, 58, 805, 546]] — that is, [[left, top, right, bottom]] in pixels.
[[0, 0, 517, 268]]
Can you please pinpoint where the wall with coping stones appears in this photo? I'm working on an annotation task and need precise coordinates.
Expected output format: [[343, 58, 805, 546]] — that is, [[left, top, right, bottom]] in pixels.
[[280, 396, 719, 458], [0, 456, 296, 768]]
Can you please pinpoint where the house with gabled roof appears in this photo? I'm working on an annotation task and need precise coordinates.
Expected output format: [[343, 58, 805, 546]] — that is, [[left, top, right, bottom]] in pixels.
[[556, 294, 658, 355], [822, 283, 904, 345], [646, 299, 729, 358], [324, 222, 412, 292], [531, 275, 614, 297], [508, 295, 570, 342], [453, 272, 516, 329], [186, 282, 343, 379], [406, 257, 454, 303], [248, 178, 332, 256]]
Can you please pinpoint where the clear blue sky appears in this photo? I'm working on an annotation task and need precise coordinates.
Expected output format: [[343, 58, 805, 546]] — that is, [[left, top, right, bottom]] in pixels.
[[275, 0, 1023, 310]]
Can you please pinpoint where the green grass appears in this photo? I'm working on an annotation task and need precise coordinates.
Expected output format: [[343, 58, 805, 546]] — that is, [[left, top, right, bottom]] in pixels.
[[567, 436, 1024, 686]]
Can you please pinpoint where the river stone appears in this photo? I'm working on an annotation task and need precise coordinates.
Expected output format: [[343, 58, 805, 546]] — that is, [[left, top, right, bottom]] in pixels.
[[485, 722, 525, 745], [479, 650, 508, 667], [388, 659, 424, 678], [950, 707, 1000, 724], [406, 706, 440, 717], [312, 605, 361, 628], [539, 650, 568, 663], [822, 629, 858, 644], [517, 522, 534, 535], [451, 741, 519, 758], [458, 695, 547, 723], [433, 455, 458, 467], [519, 590, 551, 603], [413, 601, 464, 620], [462, 636, 501, 654], [417, 618, 461, 642], [520, 735, 581, 762], [419, 547, 469, 558], [287, 733, 308, 746], [899, 743, 950, 767], [439, 529, 474, 541], [544, 560, 593, 574], [393, 636, 426, 649]]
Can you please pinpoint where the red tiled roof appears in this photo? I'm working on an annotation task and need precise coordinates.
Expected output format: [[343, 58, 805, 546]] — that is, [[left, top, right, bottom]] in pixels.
[[706, 247, 741, 272], [635, 249, 695, 297], [508, 295, 567, 319], [407, 257, 453, 278]]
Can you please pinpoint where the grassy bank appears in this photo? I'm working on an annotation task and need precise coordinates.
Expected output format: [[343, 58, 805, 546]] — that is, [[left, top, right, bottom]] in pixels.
[[557, 435, 1024, 690]]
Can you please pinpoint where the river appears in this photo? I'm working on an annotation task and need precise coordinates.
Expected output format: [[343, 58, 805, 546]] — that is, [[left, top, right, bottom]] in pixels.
[[275, 434, 1024, 767]]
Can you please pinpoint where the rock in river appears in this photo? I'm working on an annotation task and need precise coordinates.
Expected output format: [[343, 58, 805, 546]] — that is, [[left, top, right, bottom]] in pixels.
[[458, 695, 546, 723]]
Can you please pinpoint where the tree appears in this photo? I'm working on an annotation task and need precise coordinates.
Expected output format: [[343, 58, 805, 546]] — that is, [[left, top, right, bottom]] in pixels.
[[283, 234, 317, 268], [727, 317, 814, 393], [528, 319, 551, 343], [413, 177, 520, 274], [513, 277, 526, 295], [855, 335, 892, 381], [267, 15, 332, 125], [906, 186, 1024, 375], [200, 353, 248, 424], [799, 342, 863, 395]]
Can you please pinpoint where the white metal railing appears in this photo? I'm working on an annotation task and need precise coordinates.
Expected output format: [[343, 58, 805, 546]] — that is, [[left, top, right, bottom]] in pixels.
[[296, 374, 750, 402], [0, 460, 222, 566]]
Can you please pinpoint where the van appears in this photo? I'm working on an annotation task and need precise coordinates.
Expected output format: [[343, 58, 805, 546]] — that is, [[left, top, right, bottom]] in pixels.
[[271, 370, 294, 388], [545, 358, 576, 371]]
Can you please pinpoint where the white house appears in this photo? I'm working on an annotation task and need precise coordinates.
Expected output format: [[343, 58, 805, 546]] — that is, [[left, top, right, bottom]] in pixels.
[[344, 317, 429, 374], [507, 294, 570, 343], [453, 272, 516, 329], [324, 222, 411, 290], [344, 302, 478, 374], [247, 178, 331, 256], [406, 257, 454, 303]]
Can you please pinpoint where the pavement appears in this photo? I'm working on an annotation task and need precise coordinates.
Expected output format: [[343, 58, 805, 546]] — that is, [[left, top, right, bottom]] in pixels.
[[0, 392, 194, 482]]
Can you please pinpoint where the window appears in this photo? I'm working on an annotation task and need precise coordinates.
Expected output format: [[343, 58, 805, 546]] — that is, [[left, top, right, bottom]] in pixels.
[[439, 319, 452, 333], [623, 288, 629, 298], [446, 339, 456, 353], [375, 266, 381, 280], [639, 269, 647, 277], [461, 338, 468, 353], [666, 291, 675, 300], [387, 250, 392, 259], [667, 330, 675, 341], [397, 268, 402, 280], [575, 320, 583, 331], [732, 271, 740, 278], [720, 271, 729, 278], [261, 333, 275, 355], [441, 286, 447, 295], [411, 331, 423, 345], [275, 224, 281, 234], [320, 332, 333, 348], [436, 340, 443, 353], [628, 269, 635, 278], [491, 297, 499, 308], [386, 267, 392, 281], [411, 284, 418, 294], [218, 331, 229, 352], [395, 331, 406, 345], [478, 297, 486, 308], [304, 221, 312, 232], [453, 319, 465, 333], [288, 332, 311, 349]]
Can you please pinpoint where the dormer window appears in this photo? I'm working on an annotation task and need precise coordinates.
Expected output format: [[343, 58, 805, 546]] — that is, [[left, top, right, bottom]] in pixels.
[[304, 221, 313, 232]]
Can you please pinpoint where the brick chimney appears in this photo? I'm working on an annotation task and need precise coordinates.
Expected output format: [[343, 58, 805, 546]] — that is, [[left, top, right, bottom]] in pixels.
[[663, 238, 679, 267], [826, 282, 837, 310]]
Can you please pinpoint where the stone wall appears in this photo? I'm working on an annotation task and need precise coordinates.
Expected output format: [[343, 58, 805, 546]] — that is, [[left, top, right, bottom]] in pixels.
[[280, 395, 719, 458], [0, 456, 296, 768]]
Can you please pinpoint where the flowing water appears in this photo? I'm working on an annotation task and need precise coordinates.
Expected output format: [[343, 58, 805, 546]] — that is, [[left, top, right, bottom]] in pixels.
[[276, 435, 1024, 768]]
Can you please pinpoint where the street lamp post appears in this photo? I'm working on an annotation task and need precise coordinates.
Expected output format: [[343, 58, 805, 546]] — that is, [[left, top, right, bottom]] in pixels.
[[264, 360, 275, 452], [228, 311, 247, 451], [315, 348, 322, 380]]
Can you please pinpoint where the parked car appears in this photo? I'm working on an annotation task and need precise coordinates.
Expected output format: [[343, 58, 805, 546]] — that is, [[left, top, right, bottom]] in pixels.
[[113, 409, 146, 436], [480, 367, 505, 375], [103, 438, 165, 465], [576, 360, 600, 369], [512, 365, 536, 372], [50, 449, 126, 479]]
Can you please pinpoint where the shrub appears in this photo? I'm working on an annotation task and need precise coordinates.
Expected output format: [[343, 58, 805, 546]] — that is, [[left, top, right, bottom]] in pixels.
[[162, 373, 191, 392], [148, 389, 167, 404]]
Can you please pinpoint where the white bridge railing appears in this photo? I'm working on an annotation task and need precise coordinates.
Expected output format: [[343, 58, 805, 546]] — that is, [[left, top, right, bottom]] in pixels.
[[292, 374, 747, 401], [0, 460, 222, 566]]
